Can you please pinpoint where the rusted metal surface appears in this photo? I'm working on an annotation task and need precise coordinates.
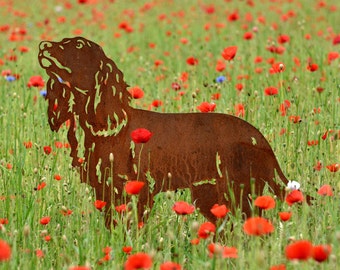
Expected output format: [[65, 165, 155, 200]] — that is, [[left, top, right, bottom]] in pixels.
[[39, 37, 290, 227]]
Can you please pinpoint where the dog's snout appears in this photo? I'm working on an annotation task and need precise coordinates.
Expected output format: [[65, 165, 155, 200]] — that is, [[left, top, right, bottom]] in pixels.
[[39, 41, 53, 51]]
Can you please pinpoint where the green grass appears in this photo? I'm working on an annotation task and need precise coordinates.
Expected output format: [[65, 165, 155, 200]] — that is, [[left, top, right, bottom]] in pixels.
[[0, 0, 339, 269]]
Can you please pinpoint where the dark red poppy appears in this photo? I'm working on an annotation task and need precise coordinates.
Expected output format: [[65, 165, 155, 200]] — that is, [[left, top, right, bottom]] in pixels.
[[210, 204, 229, 218], [128, 86, 144, 99], [197, 102, 216, 113], [43, 146, 52, 155], [172, 201, 195, 215], [285, 190, 304, 205], [0, 239, 11, 261], [27, 75, 44, 88], [94, 200, 107, 210], [254, 195, 276, 210], [186, 56, 199, 66], [332, 34, 340, 45], [312, 244, 332, 262], [317, 184, 333, 196], [221, 46, 237, 61], [131, 128, 152, 144], [285, 240, 313, 260], [271, 62, 285, 73], [278, 212, 292, 222], [160, 261, 182, 270], [243, 217, 274, 236], [264, 86, 278, 96], [125, 181, 145, 195], [124, 252, 152, 270], [198, 222, 216, 239]]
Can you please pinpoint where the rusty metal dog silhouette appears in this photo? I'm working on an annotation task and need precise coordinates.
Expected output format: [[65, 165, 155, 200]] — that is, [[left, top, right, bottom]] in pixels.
[[39, 37, 290, 227]]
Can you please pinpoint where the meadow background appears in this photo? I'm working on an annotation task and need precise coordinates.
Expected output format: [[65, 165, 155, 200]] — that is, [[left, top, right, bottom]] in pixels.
[[0, 0, 339, 269]]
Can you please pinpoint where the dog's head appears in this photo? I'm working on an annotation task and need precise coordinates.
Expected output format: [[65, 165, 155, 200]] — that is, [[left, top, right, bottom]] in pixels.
[[39, 37, 130, 134], [38, 37, 106, 90]]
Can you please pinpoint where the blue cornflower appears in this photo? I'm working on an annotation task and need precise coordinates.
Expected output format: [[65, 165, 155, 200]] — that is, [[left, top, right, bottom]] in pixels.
[[40, 90, 47, 97], [5, 75, 16, 82], [215, 75, 226, 83]]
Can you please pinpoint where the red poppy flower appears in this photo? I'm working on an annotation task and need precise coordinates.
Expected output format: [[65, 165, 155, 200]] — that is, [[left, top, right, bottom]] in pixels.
[[210, 204, 229, 218], [40, 216, 51, 225], [285, 240, 313, 260], [307, 63, 318, 72], [0, 239, 11, 261], [122, 246, 132, 255], [54, 174, 62, 181], [61, 209, 73, 216], [254, 195, 276, 210], [314, 160, 322, 171], [27, 75, 44, 88], [328, 51, 339, 64], [208, 243, 238, 258], [270, 264, 286, 270], [23, 141, 33, 148], [124, 252, 152, 270], [130, 128, 152, 144], [289, 115, 301, 123], [172, 201, 195, 215], [160, 261, 182, 270], [278, 212, 292, 222], [69, 267, 91, 270], [326, 163, 339, 172], [243, 217, 274, 236], [278, 34, 290, 44], [317, 184, 333, 196], [215, 59, 226, 72], [37, 182, 46, 190], [271, 62, 285, 73], [128, 86, 144, 99], [115, 204, 127, 213], [221, 46, 238, 61], [285, 190, 304, 206], [151, 100, 163, 108], [36, 249, 44, 258], [264, 86, 278, 96], [94, 200, 107, 210], [186, 56, 199, 66], [196, 102, 216, 113], [234, 103, 245, 117], [312, 244, 332, 262], [43, 146, 52, 155], [198, 222, 216, 239], [0, 219, 8, 225], [125, 181, 145, 195]]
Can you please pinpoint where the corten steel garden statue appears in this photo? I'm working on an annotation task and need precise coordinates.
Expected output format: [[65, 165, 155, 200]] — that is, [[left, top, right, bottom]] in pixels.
[[38, 37, 299, 227]]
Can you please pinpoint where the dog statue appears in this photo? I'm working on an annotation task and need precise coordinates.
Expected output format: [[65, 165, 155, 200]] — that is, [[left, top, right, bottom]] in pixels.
[[39, 37, 292, 227]]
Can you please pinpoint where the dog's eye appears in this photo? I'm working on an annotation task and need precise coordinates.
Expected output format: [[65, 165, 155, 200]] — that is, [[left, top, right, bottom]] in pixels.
[[76, 42, 84, 49]]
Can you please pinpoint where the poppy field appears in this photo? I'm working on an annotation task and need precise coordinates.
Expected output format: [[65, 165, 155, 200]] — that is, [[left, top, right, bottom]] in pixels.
[[0, 0, 339, 269]]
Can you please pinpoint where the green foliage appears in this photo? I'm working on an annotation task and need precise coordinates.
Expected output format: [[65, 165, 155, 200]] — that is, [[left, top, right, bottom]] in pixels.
[[0, 0, 339, 269]]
